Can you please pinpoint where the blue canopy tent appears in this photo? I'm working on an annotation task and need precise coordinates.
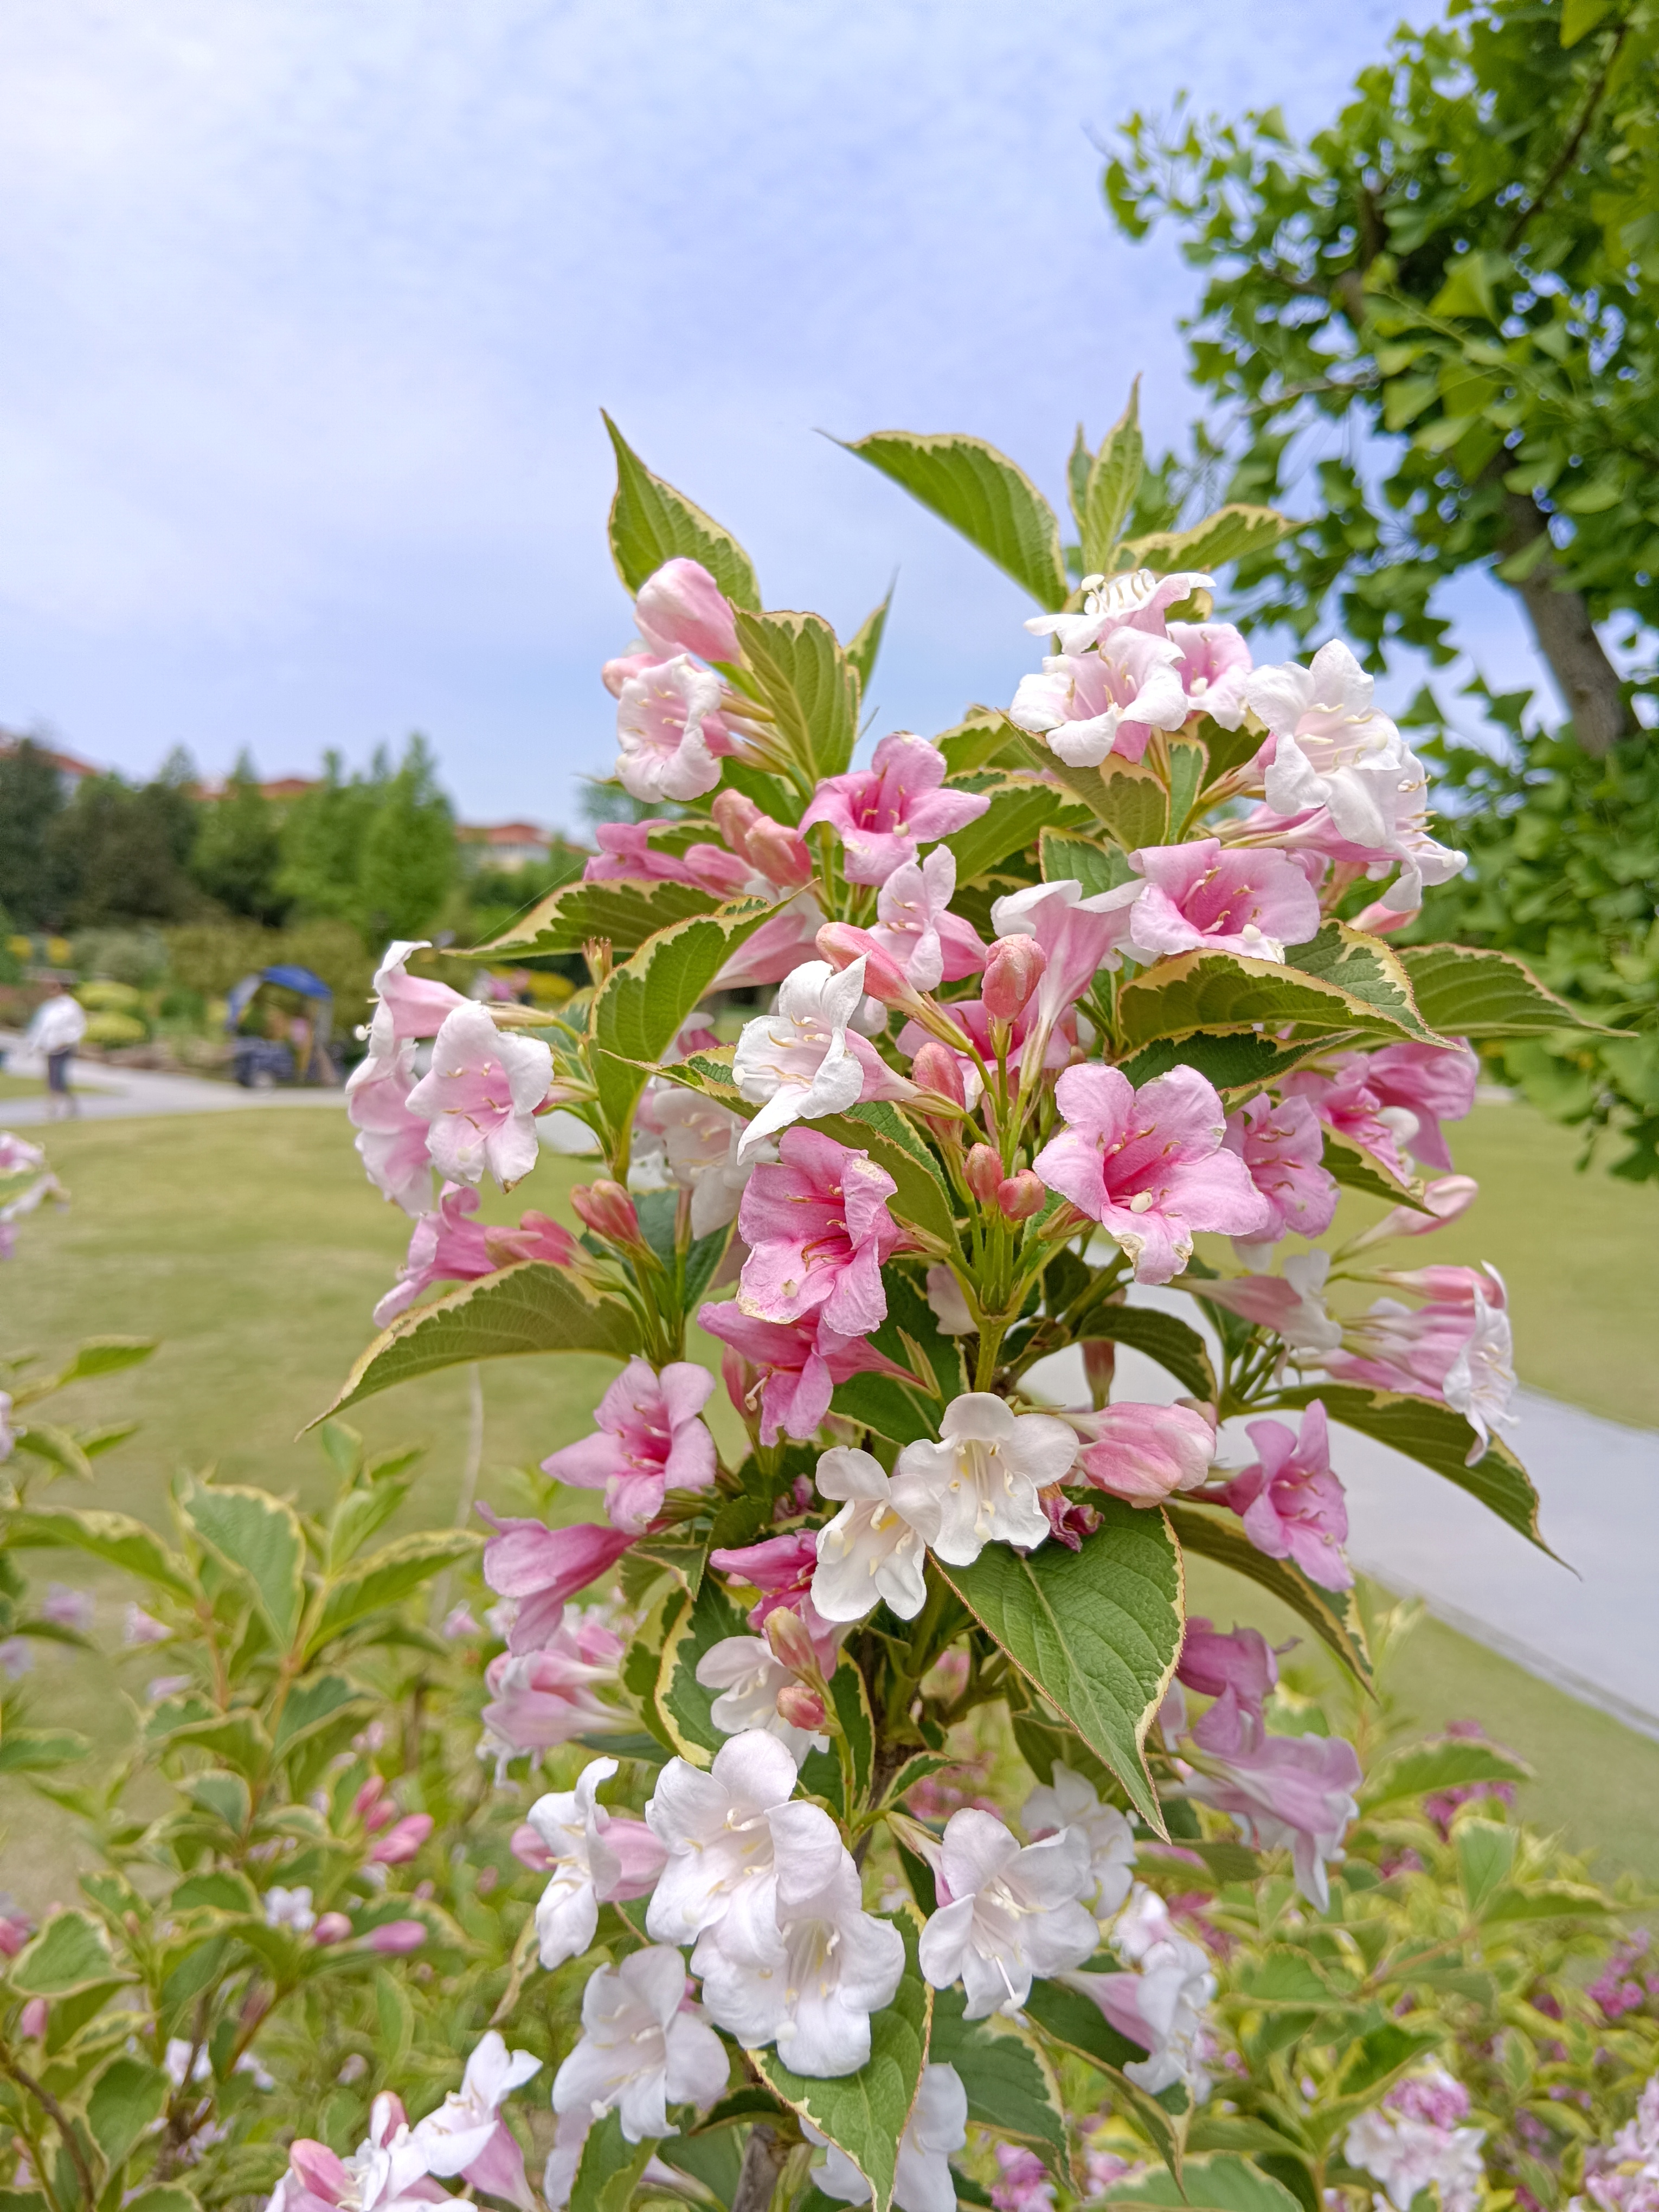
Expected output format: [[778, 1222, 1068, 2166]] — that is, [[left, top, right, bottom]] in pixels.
[[225, 966, 337, 1086]]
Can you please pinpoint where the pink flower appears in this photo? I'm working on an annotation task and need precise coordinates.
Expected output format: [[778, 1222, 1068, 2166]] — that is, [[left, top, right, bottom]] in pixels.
[[347, 1039, 433, 1216], [373, 1181, 492, 1328], [369, 1813, 434, 1866], [1223, 1093, 1339, 1246], [0, 1908, 33, 1959], [707, 1530, 839, 1666], [615, 654, 745, 802], [1168, 621, 1253, 730], [1033, 1064, 1272, 1284], [1358, 1041, 1480, 1174], [737, 1128, 901, 1335], [41, 1584, 91, 1631], [1023, 567, 1214, 654], [864, 847, 987, 994], [1283, 1058, 1418, 1183], [406, 1003, 552, 1190], [1127, 839, 1321, 964], [366, 1920, 428, 1954], [634, 558, 741, 665], [582, 821, 751, 898], [312, 1912, 353, 1945], [1219, 1401, 1352, 1590], [1185, 1687, 1361, 1909], [1073, 1399, 1216, 1505], [799, 732, 989, 885], [711, 891, 827, 990], [481, 1611, 627, 1753], [699, 1304, 908, 1446], [1341, 1173, 1479, 1254], [1008, 628, 1188, 767], [1326, 1266, 1517, 1463], [19, 1998, 47, 2040], [510, 1823, 554, 1871], [1177, 1618, 1278, 1716], [541, 1359, 717, 1536], [992, 2144, 1057, 2212], [988, 878, 1141, 1067], [482, 1212, 582, 1270], [479, 1512, 635, 1654], [366, 941, 469, 1045]]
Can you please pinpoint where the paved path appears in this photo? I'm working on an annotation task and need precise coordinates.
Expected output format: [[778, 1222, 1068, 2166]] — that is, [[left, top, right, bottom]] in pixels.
[[0, 1051, 343, 1124], [1028, 1291, 1659, 1740]]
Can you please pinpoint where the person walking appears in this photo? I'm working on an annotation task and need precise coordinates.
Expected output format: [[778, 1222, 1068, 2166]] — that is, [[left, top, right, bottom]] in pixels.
[[24, 978, 88, 1121]]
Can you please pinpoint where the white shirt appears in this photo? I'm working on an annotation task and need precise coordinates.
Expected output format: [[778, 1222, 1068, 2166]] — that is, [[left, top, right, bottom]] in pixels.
[[25, 996, 87, 1054]]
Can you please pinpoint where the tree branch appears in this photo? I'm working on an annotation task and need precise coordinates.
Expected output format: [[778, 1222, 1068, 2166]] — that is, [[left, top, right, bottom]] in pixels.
[[1494, 487, 1634, 757], [0, 2044, 98, 2209], [1503, 23, 1627, 253], [732, 2123, 788, 2212]]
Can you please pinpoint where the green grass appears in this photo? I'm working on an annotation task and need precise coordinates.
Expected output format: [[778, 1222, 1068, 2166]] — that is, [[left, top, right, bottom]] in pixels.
[[3, 1097, 1656, 1902]]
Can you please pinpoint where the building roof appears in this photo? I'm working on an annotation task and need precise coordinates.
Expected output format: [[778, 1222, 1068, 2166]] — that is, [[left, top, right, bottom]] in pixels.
[[0, 731, 101, 782], [457, 820, 550, 845]]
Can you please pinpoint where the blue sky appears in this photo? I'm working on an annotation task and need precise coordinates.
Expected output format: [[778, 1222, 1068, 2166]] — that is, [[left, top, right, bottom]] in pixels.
[[0, 0, 1539, 826]]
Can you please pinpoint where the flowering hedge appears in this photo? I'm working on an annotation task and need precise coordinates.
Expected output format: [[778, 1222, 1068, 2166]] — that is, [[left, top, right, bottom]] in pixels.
[[1, 417, 1651, 2212]]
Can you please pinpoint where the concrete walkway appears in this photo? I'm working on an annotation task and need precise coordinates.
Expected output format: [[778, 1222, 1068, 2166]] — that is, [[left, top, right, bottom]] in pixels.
[[1028, 1291, 1659, 1740], [0, 1032, 343, 1124]]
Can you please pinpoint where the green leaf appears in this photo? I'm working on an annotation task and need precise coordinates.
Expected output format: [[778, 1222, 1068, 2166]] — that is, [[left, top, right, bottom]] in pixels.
[[657, 1576, 749, 1765], [1335, 2023, 1443, 2104], [57, 1339, 156, 1382], [1361, 1737, 1533, 1809], [929, 1988, 1070, 2176], [846, 584, 895, 695], [754, 1914, 931, 2212], [571, 2108, 655, 2212], [629, 1531, 710, 1601], [1081, 382, 1144, 573], [829, 1373, 939, 1445], [375, 1967, 415, 2075], [1270, 1383, 1548, 1552], [828, 1657, 875, 1812], [938, 708, 1027, 779], [172, 1869, 260, 1914], [273, 1673, 374, 1756], [1287, 923, 1437, 1044], [733, 608, 860, 782], [181, 1482, 305, 1648], [1117, 948, 1429, 1057], [1482, 1883, 1611, 1921], [1561, 0, 1615, 41], [602, 413, 761, 609], [10, 1910, 118, 1997], [841, 430, 1068, 607], [310, 1530, 482, 1655], [317, 1263, 640, 1420], [942, 1499, 1182, 1830], [123, 2190, 203, 2212], [1122, 504, 1298, 574], [1039, 827, 1137, 898], [9, 1424, 92, 1480], [814, 1103, 961, 1251], [1092, 760, 1171, 853], [590, 904, 782, 1143], [0, 1728, 88, 1775], [1321, 1128, 1423, 1206], [944, 777, 1086, 884], [1396, 943, 1616, 1037], [88, 2055, 169, 2169], [165, 1708, 272, 1779], [328, 1477, 414, 1571], [182, 1770, 250, 1832], [1077, 1306, 1215, 1402], [1163, 1504, 1372, 1687], [1456, 1817, 1516, 1913], [1102, 2152, 1303, 2212], [1165, 738, 1209, 839], [480, 876, 728, 960], [1116, 1033, 1330, 1097]]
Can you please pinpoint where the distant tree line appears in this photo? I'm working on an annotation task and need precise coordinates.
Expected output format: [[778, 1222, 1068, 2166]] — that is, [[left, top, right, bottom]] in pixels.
[[0, 736, 459, 947]]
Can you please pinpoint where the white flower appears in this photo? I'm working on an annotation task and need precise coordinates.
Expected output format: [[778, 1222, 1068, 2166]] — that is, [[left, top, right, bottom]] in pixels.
[[918, 1808, 1098, 2019], [1021, 1766, 1136, 1917], [923, 1266, 974, 1336], [644, 1730, 844, 1947], [615, 655, 728, 803], [1246, 640, 1403, 790], [1346, 2092, 1487, 2212], [263, 1886, 315, 1933], [551, 1946, 729, 2143], [1055, 1884, 1216, 2098], [695, 1637, 825, 1762], [164, 2037, 213, 2088], [811, 1448, 932, 1624], [525, 1756, 652, 1970], [732, 959, 870, 1158], [692, 1853, 904, 2079], [1021, 569, 1214, 656], [1443, 1272, 1519, 1465], [653, 1089, 763, 1235], [811, 2062, 968, 2212], [888, 1394, 1078, 1567], [405, 1002, 552, 1190], [413, 2030, 541, 2176]]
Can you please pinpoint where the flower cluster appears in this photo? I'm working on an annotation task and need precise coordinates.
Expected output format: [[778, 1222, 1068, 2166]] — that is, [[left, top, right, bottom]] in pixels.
[[1346, 2067, 1487, 2212]]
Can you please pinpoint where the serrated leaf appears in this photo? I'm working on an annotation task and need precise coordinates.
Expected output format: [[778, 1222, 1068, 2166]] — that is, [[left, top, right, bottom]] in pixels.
[[1361, 1737, 1533, 1809], [1081, 383, 1144, 573], [181, 1482, 305, 1648], [1117, 947, 1428, 1057], [735, 608, 860, 782], [944, 776, 1086, 885], [1163, 1504, 1372, 1687], [1092, 760, 1171, 853], [1039, 827, 1137, 898], [1457, 1817, 1516, 1913], [754, 1914, 931, 2212], [166, 1708, 272, 1779], [310, 1530, 481, 1656], [317, 1263, 639, 1421], [1077, 1306, 1215, 1402], [603, 413, 761, 608], [1115, 1032, 1332, 1096], [1288, 922, 1437, 1044], [481, 877, 728, 960], [938, 708, 1027, 779], [1396, 943, 1616, 1037], [841, 430, 1068, 607], [942, 1500, 1182, 1830], [846, 584, 894, 695], [1102, 2151, 1302, 2212], [1122, 504, 1298, 574], [5, 1508, 192, 1597], [1271, 1382, 1548, 1552], [657, 1576, 749, 1765], [929, 1988, 1070, 2176], [11, 1910, 118, 1997], [570, 2107, 655, 2212]]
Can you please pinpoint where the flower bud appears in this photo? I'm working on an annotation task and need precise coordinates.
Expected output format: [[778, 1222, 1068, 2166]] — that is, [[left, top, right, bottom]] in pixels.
[[982, 934, 1047, 1023], [571, 1179, 641, 1246], [369, 1812, 434, 1866], [964, 1145, 1004, 1205], [775, 1682, 827, 1732], [365, 1919, 427, 1955], [910, 1040, 967, 1110], [1082, 1336, 1116, 1408], [19, 1998, 47, 2040], [815, 924, 909, 1004], [635, 558, 742, 665], [997, 1169, 1045, 1221], [312, 1913, 353, 1946], [711, 789, 764, 863], [764, 1604, 819, 1677], [745, 816, 814, 890], [1352, 898, 1417, 937]]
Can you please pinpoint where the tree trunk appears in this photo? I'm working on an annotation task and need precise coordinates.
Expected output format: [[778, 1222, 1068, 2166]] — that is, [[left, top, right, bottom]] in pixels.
[[732, 2123, 788, 2212], [1496, 490, 1632, 758]]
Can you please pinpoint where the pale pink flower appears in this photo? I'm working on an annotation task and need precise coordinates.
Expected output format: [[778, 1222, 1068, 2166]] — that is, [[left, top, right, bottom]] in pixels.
[[478, 1510, 635, 1654], [1022, 567, 1215, 655], [406, 1003, 552, 1189], [1056, 1885, 1216, 2097], [634, 558, 741, 665], [1127, 839, 1321, 964], [865, 847, 986, 994], [1184, 1688, 1362, 1908], [1008, 628, 1188, 768], [366, 941, 469, 1045], [1019, 1766, 1136, 1916], [799, 732, 989, 885], [368, 1813, 434, 1866], [481, 1611, 627, 1753], [1194, 1252, 1345, 1353], [1219, 1401, 1351, 1590], [41, 1584, 91, 1631], [708, 1529, 840, 1663], [1246, 640, 1404, 795], [124, 1603, 171, 1646], [737, 1128, 901, 1336], [992, 2145, 1056, 2212], [646, 1731, 846, 1946], [1283, 1057, 1419, 1183], [1168, 621, 1253, 730], [1358, 1041, 1480, 1173], [347, 1038, 433, 1216], [1073, 1400, 1216, 1506], [413, 2031, 542, 2212], [1177, 1617, 1279, 1715], [988, 878, 1141, 1066], [582, 821, 750, 897], [711, 890, 827, 991], [648, 1089, 759, 1237], [1327, 1266, 1517, 1462], [924, 1266, 975, 1336], [615, 654, 739, 803], [1340, 1173, 1479, 1254], [552, 1945, 729, 2143], [700, 1304, 908, 1446], [375, 1184, 575, 1328], [918, 1808, 1098, 2018], [1235, 748, 1466, 911], [526, 1755, 668, 1968], [366, 1921, 427, 1955], [896, 992, 1066, 1096], [541, 1359, 717, 1536], [18, 1998, 47, 2040], [1033, 1064, 1272, 1283], [1346, 2072, 1486, 2212], [1223, 1092, 1339, 1247]]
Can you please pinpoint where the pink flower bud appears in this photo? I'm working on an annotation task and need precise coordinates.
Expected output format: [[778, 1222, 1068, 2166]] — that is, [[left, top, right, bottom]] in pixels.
[[368, 1812, 434, 1866], [1353, 899, 1418, 936], [571, 1179, 641, 1245], [635, 558, 741, 665], [312, 1913, 353, 1946], [910, 1040, 967, 1109], [815, 923, 910, 1004], [353, 1776, 396, 1831], [745, 816, 814, 890], [982, 934, 1047, 1023], [366, 1919, 427, 1954], [1082, 1336, 1116, 1406], [711, 789, 764, 863], [764, 1605, 820, 1677], [997, 1169, 1045, 1221], [775, 1682, 827, 1731], [20, 1998, 47, 2040], [964, 1145, 1004, 1205]]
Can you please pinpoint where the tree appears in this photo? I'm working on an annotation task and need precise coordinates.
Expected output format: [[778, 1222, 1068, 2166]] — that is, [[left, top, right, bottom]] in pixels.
[[1103, 0, 1659, 754], [275, 748, 386, 926], [358, 735, 456, 944], [47, 774, 200, 928], [190, 749, 286, 924], [0, 739, 75, 930]]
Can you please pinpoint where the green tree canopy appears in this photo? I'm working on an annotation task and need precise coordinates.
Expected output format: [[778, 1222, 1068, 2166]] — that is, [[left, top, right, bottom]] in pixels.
[[0, 740, 75, 930], [189, 750, 286, 924], [358, 735, 456, 945]]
